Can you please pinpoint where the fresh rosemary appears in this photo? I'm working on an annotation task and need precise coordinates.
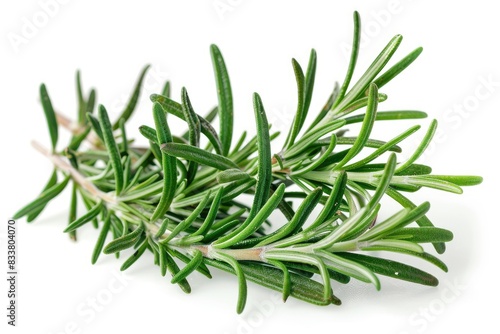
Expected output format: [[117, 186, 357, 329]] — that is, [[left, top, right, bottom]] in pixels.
[[15, 11, 482, 313]]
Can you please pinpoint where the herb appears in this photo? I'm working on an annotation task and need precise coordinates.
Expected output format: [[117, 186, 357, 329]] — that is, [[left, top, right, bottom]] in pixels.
[[15, 11, 482, 313]]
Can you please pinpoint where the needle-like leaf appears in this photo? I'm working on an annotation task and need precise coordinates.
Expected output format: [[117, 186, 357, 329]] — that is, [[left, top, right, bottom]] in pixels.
[[14, 176, 70, 220], [171, 250, 204, 284], [213, 252, 247, 314], [91, 211, 111, 264], [373, 47, 423, 89], [120, 238, 149, 271], [333, 11, 361, 108], [210, 44, 233, 156], [112, 65, 150, 130], [150, 103, 177, 222], [40, 84, 59, 151], [151, 94, 223, 155], [64, 201, 103, 233], [181, 87, 201, 184], [338, 253, 439, 286], [334, 83, 378, 170], [103, 223, 144, 254], [26, 169, 58, 222], [161, 143, 238, 171], [98, 105, 124, 194], [249, 93, 272, 217]]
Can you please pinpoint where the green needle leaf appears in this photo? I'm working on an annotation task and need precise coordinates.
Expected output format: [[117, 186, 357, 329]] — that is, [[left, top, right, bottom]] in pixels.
[[306, 83, 339, 131], [338, 253, 439, 286], [331, 33, 402, 117], [154, 218, 171, 239], [162, 81, 171, 97], [150, 103, 177, 222], [344, 125, 420, 170], [112, 65, 150, 130], [86, 89, 97, 117], [161, 142, 238, 171], [359, 202, 430, 241], [119, 118, 129, 155], [285, 59, 305, 146], [393, 175, 463, 194], [214, 183, 285, 248], [344, 110, 428, 124], [160, 191, 211, 244], [192, 187, 224, 237], [387, 187, 446, 254], [388, 227, 453, 243], [284, 52, 317, 149], [267, 260, 291, 301], [76, 70, 85, 124], [373, 47, 423, 89], [159, 243, 168, 277], [396, 251, 448, 272], [333, 11, 360, 108], [14, 176, 70, 220], [203, 219, 241, 244], [395, 164, 432, 176], [103, 223, 144, 254], [395, 119, 437, 174], [306, 171, 347, 231], [213, 252, 247, 314], [169, 249, 212, 279], [138, 125, 158, 143], [67, 183, 78, 241], [210, 44, 233, 156], [91, 211, 112, 264], [164, 248, 191, 293], [26, 169, 58, 222], [303, 49, 317, 125], [361, 239, 424, 254], [334, 83, 378, 170], [367, 153, 398, 209], [216, 169, 251, 183], [181, 87, 201, 184], [120, 238, 149, 271], [69, 127, 92, 151], [171, 250, 204, 284], [331, 136, 401, 152], [40, 84, 59, 151], [249, 93, 272, 218], [422, 175, 483, 187], [265, 250, 333, 303], [98, 105, 124, 194], [338, 93, 387, 117], [309, 206, 369, 250], [257, 187, 322, 246], [319, 250, 380, 289], [151, 94, 223, 155], [64, 201, 103, 233], [292, 135, 337, 176], [284, 119, 345, 159], [86, 113, 104, 142]]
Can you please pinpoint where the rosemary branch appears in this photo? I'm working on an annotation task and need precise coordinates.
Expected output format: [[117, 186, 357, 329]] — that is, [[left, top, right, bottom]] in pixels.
[[15, 11, 482, 313], [31, 140, 116, 204]]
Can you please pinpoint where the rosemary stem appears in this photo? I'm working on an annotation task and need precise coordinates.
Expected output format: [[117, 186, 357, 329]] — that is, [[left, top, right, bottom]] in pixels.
[[55, 112, 82, 134], [193, 245, 266, 262], [55, 112, 100, 148], [31, 140, 117, 204]]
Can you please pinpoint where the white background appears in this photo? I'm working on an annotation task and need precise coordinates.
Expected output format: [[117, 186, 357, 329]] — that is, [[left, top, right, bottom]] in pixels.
[[1, 1, 499, 333]]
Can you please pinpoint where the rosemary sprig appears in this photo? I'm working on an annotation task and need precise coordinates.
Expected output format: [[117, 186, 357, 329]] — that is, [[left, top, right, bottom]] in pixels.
[[15, 11, 482, 313]]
